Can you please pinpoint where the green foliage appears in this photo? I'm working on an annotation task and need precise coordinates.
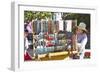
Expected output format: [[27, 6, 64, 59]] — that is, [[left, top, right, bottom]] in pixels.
[[62, 13, 90, 29], [24, 11, 52, 21]]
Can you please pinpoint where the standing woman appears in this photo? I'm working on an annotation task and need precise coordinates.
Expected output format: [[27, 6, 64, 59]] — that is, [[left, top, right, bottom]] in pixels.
[[72, 22, 88, 59]]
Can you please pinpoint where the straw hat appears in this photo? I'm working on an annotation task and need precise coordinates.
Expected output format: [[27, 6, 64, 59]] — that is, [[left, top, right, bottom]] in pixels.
[[77, 22, 87, 32]]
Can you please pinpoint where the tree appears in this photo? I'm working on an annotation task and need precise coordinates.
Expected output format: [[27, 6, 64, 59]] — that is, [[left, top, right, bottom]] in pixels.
[[62, 13, 90, 30], [24, 11, 53, 22]]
